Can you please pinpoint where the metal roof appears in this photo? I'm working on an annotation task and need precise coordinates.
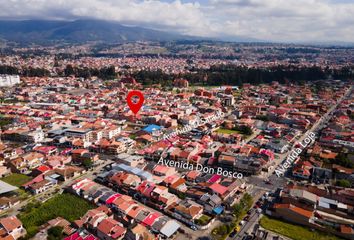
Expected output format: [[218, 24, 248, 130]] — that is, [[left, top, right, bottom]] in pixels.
[[0, 180, 18, 194], [160, 220, 180, 238]]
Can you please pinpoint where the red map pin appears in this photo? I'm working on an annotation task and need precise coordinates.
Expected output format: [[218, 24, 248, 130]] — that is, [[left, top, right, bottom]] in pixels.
[[126, 90, 144, 114]]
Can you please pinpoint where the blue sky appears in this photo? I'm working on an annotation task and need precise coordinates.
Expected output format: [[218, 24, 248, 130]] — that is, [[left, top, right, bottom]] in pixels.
[[0, 0, 353, 42]]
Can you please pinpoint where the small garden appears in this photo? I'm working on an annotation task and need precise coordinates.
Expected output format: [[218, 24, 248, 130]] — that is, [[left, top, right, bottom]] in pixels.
[[195, 214, 212, 226]]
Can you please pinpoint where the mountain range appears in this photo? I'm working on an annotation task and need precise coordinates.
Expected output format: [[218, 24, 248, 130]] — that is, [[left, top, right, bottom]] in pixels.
[[0, 19, 353, 46], [0, 19, 196, 45]]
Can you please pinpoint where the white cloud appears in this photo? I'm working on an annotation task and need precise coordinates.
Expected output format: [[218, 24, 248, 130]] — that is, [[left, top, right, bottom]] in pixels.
[[0, 0, 353, 42], [205, 0, 354, 42]]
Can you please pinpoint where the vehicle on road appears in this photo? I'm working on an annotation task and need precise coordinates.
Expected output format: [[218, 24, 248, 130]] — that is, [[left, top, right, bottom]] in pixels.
[[190, 225, 198, 231], [229, 230, 237, 238], [264, 179, 272, 185], [254, 201, 262, 208]]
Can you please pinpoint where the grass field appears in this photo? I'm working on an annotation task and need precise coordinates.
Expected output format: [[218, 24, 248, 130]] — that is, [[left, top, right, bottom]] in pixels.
[[1, 173, 32, 187], [18, 193, 95, 238], [215, 128, 240, 134], [260, 216, 343, 240]]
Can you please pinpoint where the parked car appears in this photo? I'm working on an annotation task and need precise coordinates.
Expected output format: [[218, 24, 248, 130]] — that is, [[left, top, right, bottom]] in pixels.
[[190, 225, 198, 231], [242, 235, 253, 240], [254, 202, 261, 208], [229, 230, 237, 238]]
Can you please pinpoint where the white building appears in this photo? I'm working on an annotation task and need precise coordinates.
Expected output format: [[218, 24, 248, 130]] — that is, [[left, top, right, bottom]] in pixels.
[[0, 75, 20, 87], [102, 125, 121, 139]]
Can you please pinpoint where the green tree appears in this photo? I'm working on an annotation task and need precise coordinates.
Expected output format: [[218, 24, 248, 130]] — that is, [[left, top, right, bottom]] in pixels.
[[47, 226, 63, 240], [233, 125, 253, 136], [82, 159, 93, 169], [0, 65, 19, 74], [218, 225, 228, 235], [233, 204, 243, 218], [334, 152, 353, 168], [64, 64, 75, 76], [0, 117, 12, 128], [99, 66, 116, 80], [255, 115, 269, 122], [336, 179, 351, 188], [241, 193, 253, 209]]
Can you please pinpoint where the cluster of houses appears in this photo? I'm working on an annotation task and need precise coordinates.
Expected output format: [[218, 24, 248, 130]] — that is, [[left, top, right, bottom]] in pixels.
[[67, 178, 181, 239], [0, 215, 26, 240], [259, 85, 354, 239], [0, 73, 352, 240], [0, 140, 87, 210], [98, 161, 247, 221], [285, 88, 354, 185], [64, 150, 249, 240], [268, 183, 354, 239]]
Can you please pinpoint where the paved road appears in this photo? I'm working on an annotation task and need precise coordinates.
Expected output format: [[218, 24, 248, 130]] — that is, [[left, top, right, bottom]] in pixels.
[[234, 211, 262, 240]]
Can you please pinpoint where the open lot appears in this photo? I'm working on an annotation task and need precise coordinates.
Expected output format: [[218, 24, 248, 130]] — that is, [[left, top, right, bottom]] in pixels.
[[260, 216, 343, 240], [1, 173, 32, 187], [18, 193, 95, 238]]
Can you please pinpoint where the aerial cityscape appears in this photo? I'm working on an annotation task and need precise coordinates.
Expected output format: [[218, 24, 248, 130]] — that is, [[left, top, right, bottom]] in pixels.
[[0, 1, 353, 240]]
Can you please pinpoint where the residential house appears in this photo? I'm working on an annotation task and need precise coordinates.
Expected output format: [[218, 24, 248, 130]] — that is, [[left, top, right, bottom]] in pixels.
[[23, 174, 58, 195], [152, 165, 177, 177], [124, 223, 155, 240], [71, 149, 99, 165], [198, 193, 224, 215], [8, 152, 44, 174], [171, 200, 203, 226], [0, 216, 26, 239], [272, 203, 313, 227], [96, 218, 126, 240]]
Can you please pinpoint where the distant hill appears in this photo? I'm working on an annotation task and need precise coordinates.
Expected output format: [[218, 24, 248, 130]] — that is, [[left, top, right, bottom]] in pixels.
[[0, 19, 192, 45]]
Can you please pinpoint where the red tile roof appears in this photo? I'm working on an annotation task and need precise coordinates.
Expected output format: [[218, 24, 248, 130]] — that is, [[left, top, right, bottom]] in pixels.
[[274, 203, 313, 218], [142, 212, 161, 227], [209, 183, 228, 195]]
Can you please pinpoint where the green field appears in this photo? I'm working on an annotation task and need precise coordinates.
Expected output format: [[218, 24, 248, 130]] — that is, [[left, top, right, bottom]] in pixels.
[[19, 193, 95, 238], [1, 173, 32, 187], [260, 216, 343, 240], [215, 128, 240, 134]]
